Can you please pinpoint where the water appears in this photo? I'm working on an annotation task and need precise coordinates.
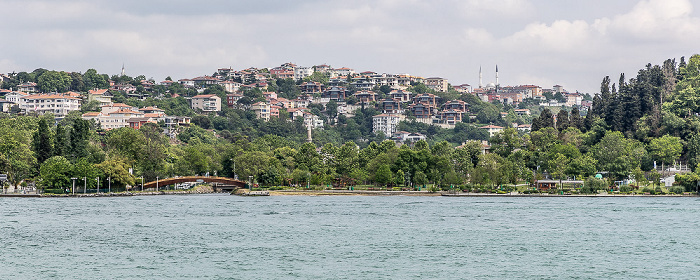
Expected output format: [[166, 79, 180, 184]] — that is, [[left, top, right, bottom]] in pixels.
[[1, 195, 699, 279]]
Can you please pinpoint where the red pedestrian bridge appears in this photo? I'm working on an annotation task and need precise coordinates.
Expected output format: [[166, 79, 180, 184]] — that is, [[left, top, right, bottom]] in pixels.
[[142, 176, 246, 191]]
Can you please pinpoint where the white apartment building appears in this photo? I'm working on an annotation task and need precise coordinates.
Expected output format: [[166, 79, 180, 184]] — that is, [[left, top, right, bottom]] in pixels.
[[372, 114, 403, 138], [294, 66, 314, 81], [20, 93, 81, 118]]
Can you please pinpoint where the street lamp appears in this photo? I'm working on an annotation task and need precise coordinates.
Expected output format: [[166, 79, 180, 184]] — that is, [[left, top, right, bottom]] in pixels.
[[83, 177, 87, 194], [96, 177, 100, 193], [156, 176, 159, 192], [140, 176, 144, 192], [108, 177, 111, 193], [71, 178, 77, 195]]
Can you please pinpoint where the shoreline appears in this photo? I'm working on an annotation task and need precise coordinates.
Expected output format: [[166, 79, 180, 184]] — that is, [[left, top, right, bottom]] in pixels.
[[1, 189, 697, 198]]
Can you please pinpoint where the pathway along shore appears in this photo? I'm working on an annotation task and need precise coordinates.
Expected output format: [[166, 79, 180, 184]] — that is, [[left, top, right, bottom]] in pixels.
[[1, 187, 697, 197]]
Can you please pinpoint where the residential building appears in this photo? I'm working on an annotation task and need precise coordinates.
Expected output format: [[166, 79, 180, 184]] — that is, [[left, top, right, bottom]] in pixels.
[[514, 109, 531, 116], [251, 102, 271, 121], [412, 93, 438, 106], [437, 110, 463, 125], [335, 67, 355, 76], [409, 103, 437, 119], [299, 81, 325, 94], [87, 89, 113, 107], [380, 98, 403, 114], [394, 131, 426, 144], [18, 82, 39, 93], [372, 114, 403, 138], [226, 93, 243, 107], [442, 100, 468, 112], [221, 81, 242, 93], [303, 112, 324, 129], [21, 93, 81, 118], [322, 86, 347, 102], [424, 77, 448, 92], [517, 124, 532, 133], [354, 91, 377, 103], [453, 84, 471, 93], [389, 90, 412, 103], [191, 94, 221, 112], [294, 66, 314, 81], [479, 124, 504, 137], [0, 99, 13, 112], [102, 103, 136, 114]]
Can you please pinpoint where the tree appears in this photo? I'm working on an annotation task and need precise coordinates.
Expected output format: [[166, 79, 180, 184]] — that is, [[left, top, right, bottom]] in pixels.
[[374, 164, 393, 186], [96, 157, 136, 189], [37, 71, 72, 93], [70, 119, 91, 161], [648, 135, 682, 165], [32, 118, 53, 164], [39, 156, 72, 190], [556, 109, 569, 131], [54, 124, 68, 157]]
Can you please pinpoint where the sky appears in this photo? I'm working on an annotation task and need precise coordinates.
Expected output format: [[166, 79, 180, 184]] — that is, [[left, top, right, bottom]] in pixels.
[[1, 0, 699, 93]]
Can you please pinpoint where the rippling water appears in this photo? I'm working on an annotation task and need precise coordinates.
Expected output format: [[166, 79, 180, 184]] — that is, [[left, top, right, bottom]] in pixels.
[[1, 195, 699, 279]]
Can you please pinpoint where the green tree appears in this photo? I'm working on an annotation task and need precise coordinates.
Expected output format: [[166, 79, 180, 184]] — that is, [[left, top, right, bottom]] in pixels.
[[37, 71, 72, 93], [39, 156, 72, 190], [374, 164, 393, 186], [648, 135, 682, 165], [32, 118, 53, 164]]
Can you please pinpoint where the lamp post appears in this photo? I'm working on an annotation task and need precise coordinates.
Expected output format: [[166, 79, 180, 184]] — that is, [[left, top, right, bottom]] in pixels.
[[156, 176, 159, 192], [71, 178, 77, 195], [140, 176, 144, 192], [108, 177, 111, 193], [83, 177, 87, 194], [96, 177, 100, 193]]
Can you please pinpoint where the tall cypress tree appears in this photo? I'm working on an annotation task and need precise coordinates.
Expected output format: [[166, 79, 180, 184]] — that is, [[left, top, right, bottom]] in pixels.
[[32, 118, 53, 164], [54, 123, 68, 157], [556, 109, 569, 132], [70, 119, 90, 161], [570, 107, 582, 130]]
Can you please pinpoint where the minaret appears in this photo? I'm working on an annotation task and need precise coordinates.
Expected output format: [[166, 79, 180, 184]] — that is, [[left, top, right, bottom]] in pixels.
[[120, 63, 125, 76], [495, 64, 499, 87], [306, 125, 313, 143], [479, 66, 483, 89]]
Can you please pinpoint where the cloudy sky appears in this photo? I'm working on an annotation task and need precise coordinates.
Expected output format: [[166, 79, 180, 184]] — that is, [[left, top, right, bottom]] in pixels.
[[1, 0, 698, 93]]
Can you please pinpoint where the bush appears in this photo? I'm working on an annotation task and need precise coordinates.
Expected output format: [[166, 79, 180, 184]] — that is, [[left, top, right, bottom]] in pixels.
[[428, 185, 440, 193], [668, 186, 685, 194], [654, 186, 663, 194], [642, 186, 655, 195]]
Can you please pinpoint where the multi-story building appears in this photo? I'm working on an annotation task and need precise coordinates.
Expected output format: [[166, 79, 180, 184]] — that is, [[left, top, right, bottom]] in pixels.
[[322, 86, 347, 101], [372, 114, 403, 138], [335, 67, 355, 77], [303, 112, 324, 129], [21, 93, 81, 118], [479, 124, 504, 137], [380, 98, 403, 114], [409, 103, 437, 119], [293, 66, 314, 81], [442, 100, 468, 112], [87, 89, 113, 107], [226, 93, 243, 107], [18, 82, 39, 93], [437, 110, 463, 125], [251, 102, 271, 121], [424, 77, 448, 92], [354, 91, 377, 103], [299, 81, 325, 94], [191, 94, 221, 112], [412, 93, 438, 106], [389, 90, 412, 103]]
